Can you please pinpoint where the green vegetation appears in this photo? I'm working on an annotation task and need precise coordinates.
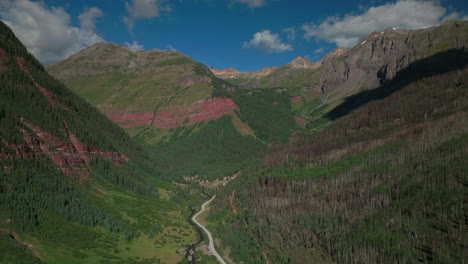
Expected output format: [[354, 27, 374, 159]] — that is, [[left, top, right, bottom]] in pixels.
[[0, 233, 42, 264], [154, 57, 194, 67], [4, 17, 468, 264], [149, 116, 265, 181], [206, 57, 468, 263], [0, 21, 199, 263], [229, 89, 298, 142], [260, 66, 319, 88]]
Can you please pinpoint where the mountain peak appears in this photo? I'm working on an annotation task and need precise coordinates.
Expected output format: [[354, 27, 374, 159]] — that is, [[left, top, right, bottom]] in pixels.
[[292, 56, 305, 62], [288, 57, 315, 69], [210, 68, 240, 78]]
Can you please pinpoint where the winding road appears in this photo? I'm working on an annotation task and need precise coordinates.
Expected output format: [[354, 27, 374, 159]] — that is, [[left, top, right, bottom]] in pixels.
[[191, 195, 227, 264]]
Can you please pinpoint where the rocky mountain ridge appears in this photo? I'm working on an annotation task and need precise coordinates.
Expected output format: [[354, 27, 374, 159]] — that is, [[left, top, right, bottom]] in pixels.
[[210, 66, 278, 79], [214, 20, 468, 100], [316, 20, 468, 101], [211, 47, 351, 81]]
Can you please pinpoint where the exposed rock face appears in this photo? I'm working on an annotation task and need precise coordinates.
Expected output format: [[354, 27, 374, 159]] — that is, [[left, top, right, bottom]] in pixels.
[[1, 119, 129, 183], [316, 20, 468, 100], [243, 67, 279, 78], [210, 66, 279, 79], [1, 139, 34, 161], [257, 67, 277, 74], [218, 20, 467, 94], [108, 97, 238, 129], [210, 50, 348, 83], [287, 57, 319, 69], [210, 68, 240, 79], [321, 48, 349, 62], [280, 48, 349, 71]]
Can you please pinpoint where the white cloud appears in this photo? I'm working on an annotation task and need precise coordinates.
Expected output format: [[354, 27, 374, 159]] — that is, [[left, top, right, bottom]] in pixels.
[[124, 41, 144, 50], [123, 0, 170, 30], [0, 0, 103, 65], [242, 30, 293, 53], [79, 7, 103, 32], [313, 47, 326, 54], [167, 44, 176, 51], [303, 0, 465, 47], [233, 0, 266, 8], [283, 27, 296, 40]]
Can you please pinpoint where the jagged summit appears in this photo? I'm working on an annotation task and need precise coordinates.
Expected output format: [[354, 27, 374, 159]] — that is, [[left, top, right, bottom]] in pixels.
[[287, 57, 317, 69]]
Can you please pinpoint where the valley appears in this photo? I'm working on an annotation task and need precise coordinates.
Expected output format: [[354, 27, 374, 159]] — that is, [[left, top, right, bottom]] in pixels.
[[0, 3, 467, 263]]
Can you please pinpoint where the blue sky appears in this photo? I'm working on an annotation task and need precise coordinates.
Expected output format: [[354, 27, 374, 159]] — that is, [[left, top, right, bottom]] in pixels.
[[1, 0, 467, 70]]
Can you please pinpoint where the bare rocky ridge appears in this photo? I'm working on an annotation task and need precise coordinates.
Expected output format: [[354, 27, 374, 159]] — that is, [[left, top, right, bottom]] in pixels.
[[287, 57, 319, 69], [210, 48, 349, 82], [211, 66, 278, 79], [312, 20, 468, 100], [210, 68, 240, 79], [213, 20, 468, 100]]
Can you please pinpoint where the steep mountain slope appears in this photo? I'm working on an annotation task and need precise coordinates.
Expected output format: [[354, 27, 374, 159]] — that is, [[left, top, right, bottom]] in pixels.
[[48, 42, 300, 182], [221, 20, 468, 134], [204, 24, 468, 263], [47, 43, 245, 143], [316, 20, 468, 102], [0, 21, 202, 264]]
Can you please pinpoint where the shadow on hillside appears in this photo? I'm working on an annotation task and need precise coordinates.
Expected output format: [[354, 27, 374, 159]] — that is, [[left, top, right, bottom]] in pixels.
[[325, 49, 468, 120]]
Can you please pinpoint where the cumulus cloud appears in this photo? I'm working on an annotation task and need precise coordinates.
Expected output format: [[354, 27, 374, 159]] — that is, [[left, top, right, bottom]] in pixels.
[[124, 41, 144, 50], [242, 30, 292, 53], [233, 0, 266, 8], [303, 0, 465, 47], [283, 27, 297, 40], [123, 0, 170, 30], [79, 7, 103, 32], [0, 0, 103, 64]]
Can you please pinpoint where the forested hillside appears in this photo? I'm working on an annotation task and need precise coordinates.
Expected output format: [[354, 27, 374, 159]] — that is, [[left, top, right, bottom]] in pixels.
[[206, 47, 468, 263], [0, 21, 202, 264]]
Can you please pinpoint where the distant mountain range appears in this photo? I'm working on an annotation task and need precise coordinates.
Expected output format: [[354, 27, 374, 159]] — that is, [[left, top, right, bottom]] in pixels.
[[213, 21, 468, 100], [48, 20, 468, 138]]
